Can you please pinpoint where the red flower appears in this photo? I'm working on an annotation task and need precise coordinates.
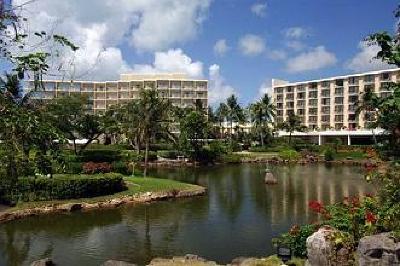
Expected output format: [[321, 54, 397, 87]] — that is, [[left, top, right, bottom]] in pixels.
[[309, 200, 325, 213], [351, 197, 360, 207], [365, 211, 377, 224], [289, 225, 300, 236]]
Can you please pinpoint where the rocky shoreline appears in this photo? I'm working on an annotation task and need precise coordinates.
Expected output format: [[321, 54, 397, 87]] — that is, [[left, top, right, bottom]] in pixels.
[[0, 187, 206, 224], [31, 254, 296, 266]]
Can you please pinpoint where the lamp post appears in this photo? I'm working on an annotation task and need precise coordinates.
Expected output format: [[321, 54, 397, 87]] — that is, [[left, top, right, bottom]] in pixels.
[[277, 245, 292, 266]]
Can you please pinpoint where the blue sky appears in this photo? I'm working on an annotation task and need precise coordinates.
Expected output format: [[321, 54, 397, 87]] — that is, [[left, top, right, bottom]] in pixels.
[[7, 0, 400, 105]]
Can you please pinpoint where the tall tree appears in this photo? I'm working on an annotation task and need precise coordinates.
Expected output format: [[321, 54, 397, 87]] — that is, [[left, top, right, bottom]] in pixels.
[[279, 113, 306, 145], [250, 94, 276, 147], [216, 103, 229, 139], [226, 95, 245, 138]]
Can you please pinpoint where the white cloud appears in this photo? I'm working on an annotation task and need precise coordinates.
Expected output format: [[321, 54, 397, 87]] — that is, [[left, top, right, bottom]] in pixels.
[[208, 64, 238, 105], [12, 0, 212, 80], [213, 39, 230, 56], [267, 49, 287, 60], [286, 46, 337, 73], [251, 2, 267, 17], [133, 49, 203, 78], [238, 34, 266, 56], [345, 41, 395, 72], [285, 40, 306, 52], [257, 79, 273, 98], [284, 27, 309, 39]]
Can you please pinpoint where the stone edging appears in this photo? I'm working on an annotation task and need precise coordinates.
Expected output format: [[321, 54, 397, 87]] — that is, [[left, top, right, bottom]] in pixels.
[[0, 187, 206, 224]]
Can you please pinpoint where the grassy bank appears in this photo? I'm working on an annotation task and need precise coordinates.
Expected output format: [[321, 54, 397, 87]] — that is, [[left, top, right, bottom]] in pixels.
[[4, 176, 204, 212]]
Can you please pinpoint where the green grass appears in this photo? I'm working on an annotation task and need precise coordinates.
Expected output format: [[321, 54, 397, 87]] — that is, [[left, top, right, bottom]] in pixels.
[[335, 150, 367, 160], [5, 176, 203, 212], [233, 151, 279, 158]]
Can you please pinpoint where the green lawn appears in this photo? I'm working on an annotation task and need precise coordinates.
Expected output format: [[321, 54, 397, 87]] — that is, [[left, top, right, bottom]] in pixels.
[[233, 151, 279, 158], [6, 176, 203, 212]]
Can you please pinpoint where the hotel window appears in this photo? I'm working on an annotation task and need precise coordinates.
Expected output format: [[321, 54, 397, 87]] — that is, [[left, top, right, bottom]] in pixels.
[[298, 109, 305, 115], [277, 110, 284, 116], [348, 114, 356, 121], [309, 91, 318, 98], [335, 87, 343, 95], [277, 103, 283, 109], [335, 124, 343, 130], [322, 98, 330, 105], [297, 100, 305, 107], [286, 93, 294, 100], [321, 89, 330, 97], [364, 84, 375, 92], [335, 97, 344, 104], [309, 108, 318, 115], [286, 102, 294, 108], [297, 92, 305, 99], [309, 99, 318, 106], [335, 79, 344, 87], [335, 105, 343, 112], [348, 95, 358, 103], [322, 106, 330, 114], [309, 82, 318, 89], [364, 75, 374, 83], [286, 86, 294, 93], [348, 76, 358, 85], [277, 95, 283, 101], [348, 86, 358, 94], [321, 81, 330, 88], [335, 115, 343, 122], [275, 87, 283, 93], [321, 115, 330, 122], [381, 72, 390, 81], [309, 116, 317, 122]]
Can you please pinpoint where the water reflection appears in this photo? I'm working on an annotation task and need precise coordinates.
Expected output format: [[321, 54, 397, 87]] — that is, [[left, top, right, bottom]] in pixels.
[[0, 164, 372, 266]]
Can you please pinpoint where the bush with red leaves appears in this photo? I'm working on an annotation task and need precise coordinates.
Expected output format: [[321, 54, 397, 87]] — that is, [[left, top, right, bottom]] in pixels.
[[82, 162, 112, 174]]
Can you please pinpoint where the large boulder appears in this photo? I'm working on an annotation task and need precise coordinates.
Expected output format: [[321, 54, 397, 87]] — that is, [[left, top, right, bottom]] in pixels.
[[102, 260, 137, 266], [358, 232, 400, 266], [30, 258, 54, 266], [306, 226, 353, 266]]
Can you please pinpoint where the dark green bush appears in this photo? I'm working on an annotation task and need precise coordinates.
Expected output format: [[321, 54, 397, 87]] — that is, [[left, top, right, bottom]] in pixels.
[[149, 143, 174, 151], [64, 162, 83, 174], [1, 173, 126, 203], [324, 148, 336, 161], [85, 143, 131, 150], [279, 149, 300, 161], [112, 161, 130, 175], [220, 153, 242, 163], [78, 149, 122, 162], [157, 150, 180, 159]]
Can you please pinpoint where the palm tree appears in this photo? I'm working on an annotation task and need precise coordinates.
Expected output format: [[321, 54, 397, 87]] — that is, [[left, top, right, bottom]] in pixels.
[[216, 103, 229, 138], [279, 113, 306, 145], [226, 94, 244, 138], [118, 89, 171, 176], [250, 94, 276, 147]]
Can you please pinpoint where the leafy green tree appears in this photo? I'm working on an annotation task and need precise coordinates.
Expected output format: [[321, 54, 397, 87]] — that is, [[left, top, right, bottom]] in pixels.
[[216, 102, 229, 138], [118, 89, 171, 176], [45, 95, 103, 155], [226, 95, 245, 138], [178, 110, 210, 161], [279, 113, 306, 145], [250, 94, 276, 147]]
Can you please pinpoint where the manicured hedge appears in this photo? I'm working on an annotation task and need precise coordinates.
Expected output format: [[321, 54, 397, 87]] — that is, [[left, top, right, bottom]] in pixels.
[[78, 149, 122, 162], [2, 173, 126, 203]]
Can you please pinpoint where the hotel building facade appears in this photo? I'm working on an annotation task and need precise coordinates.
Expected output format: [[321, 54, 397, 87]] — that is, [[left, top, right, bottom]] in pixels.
[[26, 73, 208, 114], [272, 68, 400, 131]]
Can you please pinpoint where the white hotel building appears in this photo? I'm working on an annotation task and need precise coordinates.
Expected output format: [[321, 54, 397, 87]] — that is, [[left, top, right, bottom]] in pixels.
[[272, 68, 399, 144]]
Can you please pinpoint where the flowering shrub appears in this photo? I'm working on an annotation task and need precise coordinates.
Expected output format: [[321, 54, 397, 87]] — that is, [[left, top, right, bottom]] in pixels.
[[82, 162, 112, 174]]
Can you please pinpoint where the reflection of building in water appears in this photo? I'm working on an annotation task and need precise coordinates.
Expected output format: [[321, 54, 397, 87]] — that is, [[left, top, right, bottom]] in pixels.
[[267, 165, 372, 224]]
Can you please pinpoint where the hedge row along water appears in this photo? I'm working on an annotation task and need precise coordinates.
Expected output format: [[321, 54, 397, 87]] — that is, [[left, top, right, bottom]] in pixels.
[[1, 173, 126, 203]]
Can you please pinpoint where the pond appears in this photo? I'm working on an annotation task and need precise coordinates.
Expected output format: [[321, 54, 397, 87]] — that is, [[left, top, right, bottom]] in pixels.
[[0, 164, 373, 266]]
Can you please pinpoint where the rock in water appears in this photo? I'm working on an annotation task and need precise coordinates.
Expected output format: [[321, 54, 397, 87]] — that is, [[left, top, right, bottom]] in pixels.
[[102, 260, 137, 266], [264, 171, 277, 185], [30, 258, 54, 266]]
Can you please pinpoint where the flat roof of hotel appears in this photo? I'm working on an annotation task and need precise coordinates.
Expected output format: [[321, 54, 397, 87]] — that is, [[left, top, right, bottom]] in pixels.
[[272, 68, 400, 88]]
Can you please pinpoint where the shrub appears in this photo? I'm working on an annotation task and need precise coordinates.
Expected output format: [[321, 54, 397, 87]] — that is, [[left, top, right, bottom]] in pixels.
[[278, 149, 299, 161], [64, 162, 83, 174], [157, 150, 180, 159], [121, 150, 144, 162], [324, 148, 336, 161], [111, 161, 130, 175], [82, 162, 112, 174], [85, 143, 131, 150], [220, 153, 242, 163], [0, 173, 126, 203], [78, 149, 121, 162]]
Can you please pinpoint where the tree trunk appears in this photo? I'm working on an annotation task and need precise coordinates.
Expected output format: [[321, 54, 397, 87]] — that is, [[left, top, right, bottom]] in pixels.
[[144, 139, 149, 177], [289, 132, 292, 145], [73, 139, 78, 155], [260, 131, 264, 147]]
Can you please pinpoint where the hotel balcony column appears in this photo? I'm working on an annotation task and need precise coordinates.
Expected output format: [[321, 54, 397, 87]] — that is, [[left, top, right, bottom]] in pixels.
[[318, 133, 322, 145], [347, 134, 351, 146]]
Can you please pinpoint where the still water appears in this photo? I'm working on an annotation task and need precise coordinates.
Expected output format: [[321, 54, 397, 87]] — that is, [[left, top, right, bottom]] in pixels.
[[0, 164, 373, 266]]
